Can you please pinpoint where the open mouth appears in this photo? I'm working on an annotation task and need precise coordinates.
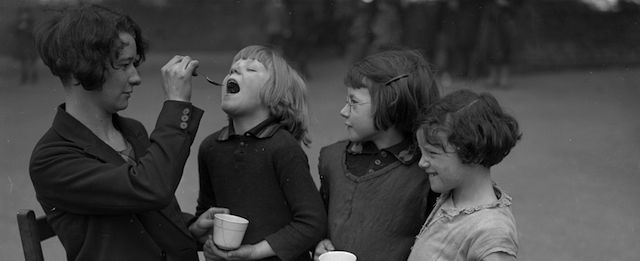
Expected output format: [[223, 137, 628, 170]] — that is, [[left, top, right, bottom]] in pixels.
[[226, 79, 240, 94]]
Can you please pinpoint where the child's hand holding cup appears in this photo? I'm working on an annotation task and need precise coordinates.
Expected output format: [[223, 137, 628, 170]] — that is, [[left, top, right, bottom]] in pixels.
[[212, 213, 249, 250]]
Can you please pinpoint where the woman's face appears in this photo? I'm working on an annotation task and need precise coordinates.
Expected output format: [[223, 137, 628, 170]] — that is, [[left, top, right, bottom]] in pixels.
[[220, 58, 270, 117], [92, 32, 141, 114], [340, 86, 378, 143]]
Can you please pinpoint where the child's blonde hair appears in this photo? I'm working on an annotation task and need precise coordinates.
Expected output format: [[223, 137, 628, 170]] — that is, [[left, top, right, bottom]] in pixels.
[[232, 45, 311, 146]]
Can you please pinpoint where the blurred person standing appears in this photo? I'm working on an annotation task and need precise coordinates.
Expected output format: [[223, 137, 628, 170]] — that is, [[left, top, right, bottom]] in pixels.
[[477, 0, 525, 87], [440, 0, 487, 82], [346, 0, 377, 63], [329, 0, 358, 57], [11, 7, 39, 85], [283, 1, 319, 79], [401, 0, 448, 63], [265, 0, 291, 54], [369, 0, 403, 53], [29, 4, 225, 260], [346, 0, 403, 64]]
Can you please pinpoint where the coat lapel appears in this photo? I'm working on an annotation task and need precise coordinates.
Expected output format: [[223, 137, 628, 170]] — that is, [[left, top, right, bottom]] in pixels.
[[52, 105, 125, 165], [114, 114, 194, 239], [52, 105, 194, 239]]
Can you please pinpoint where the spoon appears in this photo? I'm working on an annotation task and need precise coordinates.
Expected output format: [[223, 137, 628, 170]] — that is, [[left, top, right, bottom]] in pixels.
[[205, 76, 223, 86], [192, 70, 223, 86]]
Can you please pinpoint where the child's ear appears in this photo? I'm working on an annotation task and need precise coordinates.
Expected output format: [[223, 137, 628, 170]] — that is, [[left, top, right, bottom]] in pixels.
[[71, 77, 81, 86], [63, 75, 81, 88]]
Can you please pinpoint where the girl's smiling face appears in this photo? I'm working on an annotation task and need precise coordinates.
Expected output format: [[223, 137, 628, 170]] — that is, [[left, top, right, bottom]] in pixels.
[[416, 129, 467, 194], [221, 58, 270, 117], [340, 86, 378, 143]]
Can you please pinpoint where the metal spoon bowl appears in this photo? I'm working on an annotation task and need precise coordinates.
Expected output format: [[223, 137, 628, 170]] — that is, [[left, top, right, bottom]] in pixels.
[[205, 76, 223, 86], [192, 69, 223, 86]]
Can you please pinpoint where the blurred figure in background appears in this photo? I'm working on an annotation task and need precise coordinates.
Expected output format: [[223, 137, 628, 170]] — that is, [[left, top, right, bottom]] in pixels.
[[346, 0, 403, 64], [369, 0, 403, 54], [346, 0, 377, 63], [477, 0, 525, 88], [11, 7, 39, 85], [401, 0, 448, 63], [283, 1, 319, 79], [264, 0, 290, 54], [432, 0, 459, 87], [437, 0, 487, 86], [328, 0, 358, 57]]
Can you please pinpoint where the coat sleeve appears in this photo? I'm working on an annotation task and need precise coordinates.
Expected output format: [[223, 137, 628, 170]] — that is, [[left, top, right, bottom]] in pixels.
[[29, 101, 203, 215], [264, 141, 328, 261]]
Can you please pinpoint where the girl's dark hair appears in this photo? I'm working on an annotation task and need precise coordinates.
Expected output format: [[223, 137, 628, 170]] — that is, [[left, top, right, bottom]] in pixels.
[[418, 89, 522, 168], [35, 4, 147, 90], [344, 49, 440, 137]]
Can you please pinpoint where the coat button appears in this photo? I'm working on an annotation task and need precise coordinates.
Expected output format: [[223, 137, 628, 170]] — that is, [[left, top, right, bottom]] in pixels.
[[181, 115, 189, 122], [374, 159, 382, 165], [180, 122, 188, 129], [182, 108, 191, 115]]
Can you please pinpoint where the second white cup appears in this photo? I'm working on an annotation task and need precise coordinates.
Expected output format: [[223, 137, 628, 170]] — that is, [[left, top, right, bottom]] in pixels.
[[319, 251, 357, 261], [212, 213, 249, 250]]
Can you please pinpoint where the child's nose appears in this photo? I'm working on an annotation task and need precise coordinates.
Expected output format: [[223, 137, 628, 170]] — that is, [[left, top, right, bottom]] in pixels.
[[339, 104, 349, 118], [418, 157, 430, 169]]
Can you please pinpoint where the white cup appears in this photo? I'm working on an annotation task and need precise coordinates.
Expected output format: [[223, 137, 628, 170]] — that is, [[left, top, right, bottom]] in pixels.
[[212, 213, 249, 250], [319, 251, 357, 261]]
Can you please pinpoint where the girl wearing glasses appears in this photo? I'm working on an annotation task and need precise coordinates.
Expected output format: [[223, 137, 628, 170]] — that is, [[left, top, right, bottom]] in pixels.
[[313, 49, 440, 261]]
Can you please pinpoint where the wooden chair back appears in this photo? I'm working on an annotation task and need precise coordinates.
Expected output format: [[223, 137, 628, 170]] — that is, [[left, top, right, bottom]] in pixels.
[[17, 209, 56, 261]]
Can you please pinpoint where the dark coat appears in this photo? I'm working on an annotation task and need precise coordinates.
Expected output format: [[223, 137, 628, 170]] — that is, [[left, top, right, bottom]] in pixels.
[[29, 101, 203, 261]]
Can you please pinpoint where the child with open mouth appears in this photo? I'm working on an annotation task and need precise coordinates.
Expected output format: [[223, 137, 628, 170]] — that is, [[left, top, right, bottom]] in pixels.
[[197, 45, 326, 261]]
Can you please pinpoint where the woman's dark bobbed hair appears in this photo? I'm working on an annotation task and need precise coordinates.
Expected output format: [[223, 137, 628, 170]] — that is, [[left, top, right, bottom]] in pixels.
[[35, 4, 147, 90]]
